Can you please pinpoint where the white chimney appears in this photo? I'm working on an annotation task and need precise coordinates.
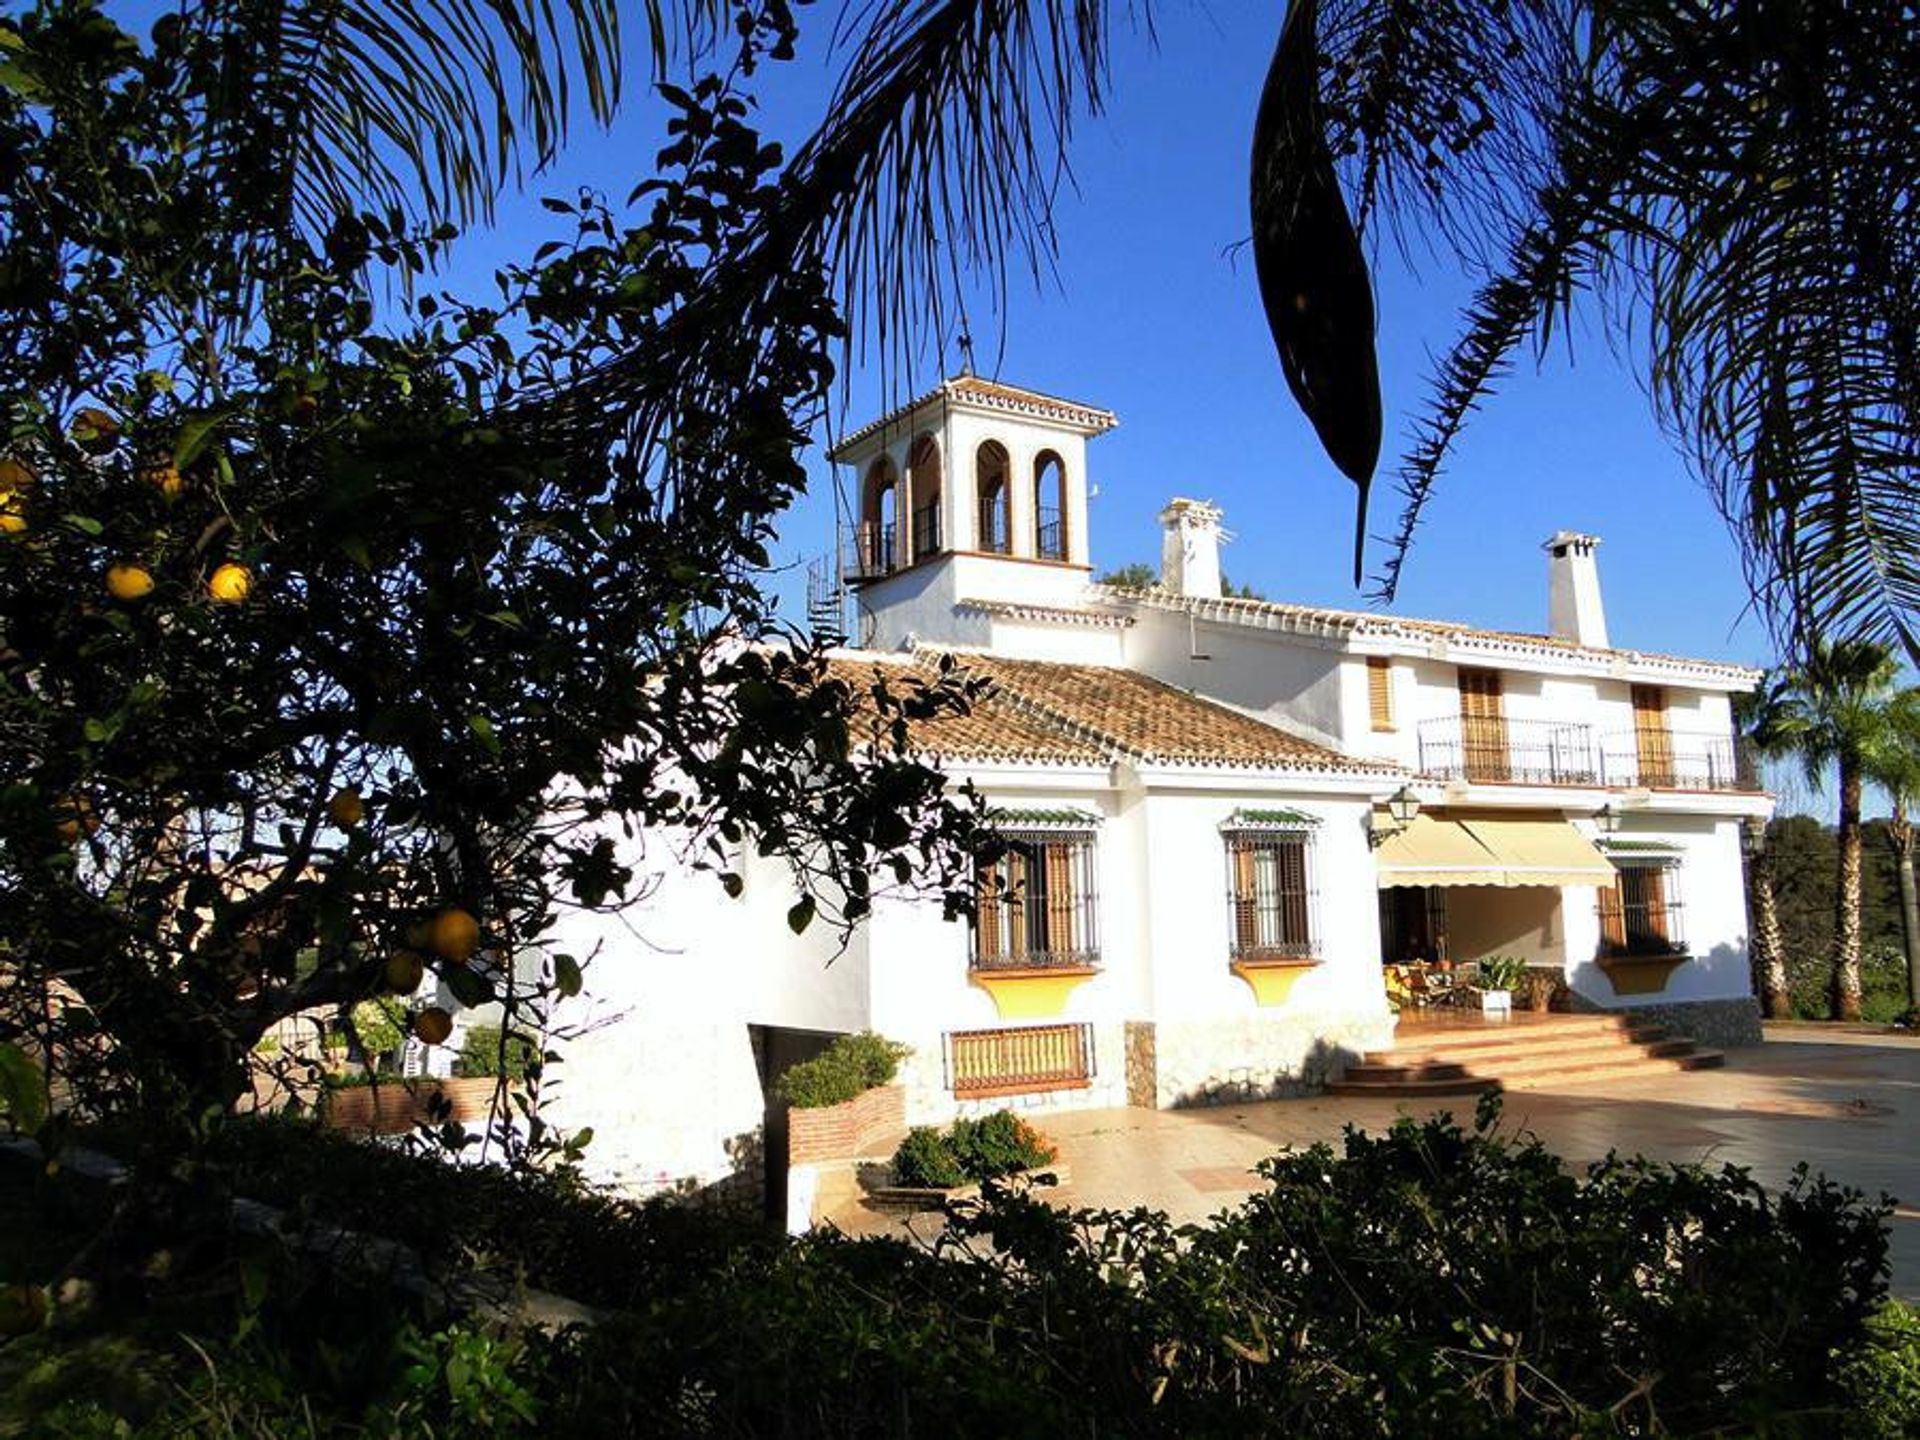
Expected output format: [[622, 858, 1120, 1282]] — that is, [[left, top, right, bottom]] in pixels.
[[1544, 530, 1608, 648], [1159, 498, 1224, 599]]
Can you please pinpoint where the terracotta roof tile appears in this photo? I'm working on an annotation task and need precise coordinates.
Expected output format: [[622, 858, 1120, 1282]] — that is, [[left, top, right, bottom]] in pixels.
[[823, 655, 1107, 765], [914, 651, 1398, 774]]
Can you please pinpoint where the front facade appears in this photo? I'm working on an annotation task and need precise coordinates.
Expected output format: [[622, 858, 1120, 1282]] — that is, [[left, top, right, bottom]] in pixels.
[[548, 376, 1772, 1197]]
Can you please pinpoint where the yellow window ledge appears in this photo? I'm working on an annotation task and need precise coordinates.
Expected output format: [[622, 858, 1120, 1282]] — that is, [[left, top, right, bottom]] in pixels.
[[1230, 957, 1320, 1008], [1598, 955, 1689, 997], [970, 966, 1099, 1020]]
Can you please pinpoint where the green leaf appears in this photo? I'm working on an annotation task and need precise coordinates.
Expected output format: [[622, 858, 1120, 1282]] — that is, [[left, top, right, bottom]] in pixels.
[[467, 714, 500, 755], [720, 872, 744, 899], [172, 409, 230, 471], [553, 953, 583, 998], [0, 1042, 48, 1134], [443, 966, 496, 1008], [786, 895, 815, 935], [61, 513, 103, 536]]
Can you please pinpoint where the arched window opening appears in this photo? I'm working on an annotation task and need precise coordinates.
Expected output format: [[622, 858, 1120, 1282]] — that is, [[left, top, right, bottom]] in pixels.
[[859, 457, 899, 575], [976, 441, 1010, 555], [1034, 450, 1067, 560], [909, 435, 943, 559]]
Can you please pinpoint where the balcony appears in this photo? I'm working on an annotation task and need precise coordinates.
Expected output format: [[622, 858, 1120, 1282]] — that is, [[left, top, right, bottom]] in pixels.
[[1416, 718, 1761, 793], [910, 501, 942, 559], [1596, 732, 1757, 792], [841, 520, 897, 580], [1035, 504, 1066, 560], [1416, 717, 1599, 786]]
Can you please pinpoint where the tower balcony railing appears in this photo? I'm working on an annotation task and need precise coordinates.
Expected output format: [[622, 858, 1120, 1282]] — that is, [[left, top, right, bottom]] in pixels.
[[1416, 717, 1599, 786], [1035, 505, 1066, 561], [910, 501, 943, 560], [841, 520, 897, 579]]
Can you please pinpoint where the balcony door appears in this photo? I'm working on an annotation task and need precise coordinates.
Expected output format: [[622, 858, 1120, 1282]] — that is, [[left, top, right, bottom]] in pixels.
[[1631, 685, 1675, 787], [1456, 668, 1509, 782]]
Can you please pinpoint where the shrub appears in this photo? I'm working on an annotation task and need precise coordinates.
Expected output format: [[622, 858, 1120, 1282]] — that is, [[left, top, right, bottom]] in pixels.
[[948, 1110, 1056, 1180], [891, 1110, 1056, 1188], [891, 1126, 966, 1188], [1476, 953, 1529, 990], [773, 1031, 911, 1109], [454, 1025, 538, 1082], [1841, 1299, 1920, 1438]]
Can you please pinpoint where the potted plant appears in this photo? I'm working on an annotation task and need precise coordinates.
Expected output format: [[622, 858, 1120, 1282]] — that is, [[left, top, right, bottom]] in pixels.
[[1476, 954, 1529, 1015]]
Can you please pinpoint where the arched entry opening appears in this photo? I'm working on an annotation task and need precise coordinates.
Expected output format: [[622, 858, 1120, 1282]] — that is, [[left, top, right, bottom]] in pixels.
[[860, 457, 899, 574], [976, 441, 1010, 554], [1034, 450, 1067, 560], [908, 434, 943, 560]]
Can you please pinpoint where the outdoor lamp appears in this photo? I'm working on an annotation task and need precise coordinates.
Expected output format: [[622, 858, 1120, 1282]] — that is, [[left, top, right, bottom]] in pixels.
[[1595, 803, 1621, 835], [1386, 785, 1421, 827]]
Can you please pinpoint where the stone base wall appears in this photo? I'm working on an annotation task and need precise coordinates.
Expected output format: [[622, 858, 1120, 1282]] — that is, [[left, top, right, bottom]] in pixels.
[[1611, 996, 1764, 1048], [1151, 1011, 1395, 1109]]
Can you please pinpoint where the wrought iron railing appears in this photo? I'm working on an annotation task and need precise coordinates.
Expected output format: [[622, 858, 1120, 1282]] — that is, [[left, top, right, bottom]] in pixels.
[[977, 499, 1010, 554], [841, 520, 897, 578], [945, 1022, 1094, 1097], [910, 501, 942, 560], [1416, 716, 1599, 785], [1597, 732, 1757, 791], [1597, 892, 1688, 958], [972, 833, 1101, 971], [1035, 504, 1066, 560], [1224, 833, 1319, 961]]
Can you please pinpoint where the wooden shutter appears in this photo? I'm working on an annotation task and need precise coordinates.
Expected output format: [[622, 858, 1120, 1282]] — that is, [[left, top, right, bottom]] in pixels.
[[1367, 658, 1394, 731], [1043, 841, 1076, 954], [1231, 842, 1259, 952], [975, 863, 1003, 961], [1457, 669, 1509, 781], [1628, 866, 1670, 945], [1632, 685, 1674, 787], [1005, 850, 1028, 959], [1598, 880, 1627, 953], [1276, 838, 1311, 948]]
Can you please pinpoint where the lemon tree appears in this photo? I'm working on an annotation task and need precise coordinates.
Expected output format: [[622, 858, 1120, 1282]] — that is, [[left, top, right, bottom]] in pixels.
[[0, 0, 988, 1160]]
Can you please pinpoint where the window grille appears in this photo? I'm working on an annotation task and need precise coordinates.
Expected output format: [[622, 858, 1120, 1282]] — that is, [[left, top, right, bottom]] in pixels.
[[973, 831, 1099, 970], [1597, 861, 1687, 957], [1223, 830, 1319, 961], [945, 1023, 1094, 1098]]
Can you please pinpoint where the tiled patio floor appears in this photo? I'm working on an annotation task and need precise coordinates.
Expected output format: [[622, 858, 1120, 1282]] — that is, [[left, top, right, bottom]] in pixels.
[[827, 1027, 1920, 1299]]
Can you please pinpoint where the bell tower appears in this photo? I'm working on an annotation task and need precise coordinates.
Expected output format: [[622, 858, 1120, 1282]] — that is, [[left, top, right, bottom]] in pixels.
[[827, 376, 1116, 646]]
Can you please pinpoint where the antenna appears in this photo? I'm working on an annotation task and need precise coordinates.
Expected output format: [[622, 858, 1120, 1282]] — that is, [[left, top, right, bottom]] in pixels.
[[956, 310, 976, 377]]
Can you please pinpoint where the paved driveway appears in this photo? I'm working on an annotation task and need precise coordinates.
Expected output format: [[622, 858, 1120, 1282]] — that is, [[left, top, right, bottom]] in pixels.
[[841, 1030, 1920, 1299]]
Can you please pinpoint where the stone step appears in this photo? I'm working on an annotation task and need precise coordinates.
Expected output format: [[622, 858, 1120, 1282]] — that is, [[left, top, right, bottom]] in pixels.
[[1503, 1049, 1725, 1090], [1472, 1040, 1702, 1081], [1363, 1025, 1669, 1066], [1336, 1059, 1478, 1085], [1327, 1073, 1500, 1097], [1382, 1015, 1649, 1054]]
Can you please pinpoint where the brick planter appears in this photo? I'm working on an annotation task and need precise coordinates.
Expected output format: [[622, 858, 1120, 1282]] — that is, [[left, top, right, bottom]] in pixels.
[[786, 1085, 906, 1166], [323, 1076, 506, 1136]]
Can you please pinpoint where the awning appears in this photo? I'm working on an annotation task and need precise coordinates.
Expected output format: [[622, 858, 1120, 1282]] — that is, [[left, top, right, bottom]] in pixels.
[[1375, 811, 1616, 889]]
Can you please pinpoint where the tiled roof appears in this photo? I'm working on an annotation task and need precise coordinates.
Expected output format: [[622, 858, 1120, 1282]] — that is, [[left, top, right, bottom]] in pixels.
[[823, 651, 1394, 775], [827, 375, 1117, 459], [957, 597, 1135, 629], [1083, 585, 1762, 683], [823, 655, 1108, 765]]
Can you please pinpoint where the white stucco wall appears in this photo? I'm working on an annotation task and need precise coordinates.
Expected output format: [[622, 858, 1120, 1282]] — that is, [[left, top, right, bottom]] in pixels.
[[1122, 610, 1349, 747]]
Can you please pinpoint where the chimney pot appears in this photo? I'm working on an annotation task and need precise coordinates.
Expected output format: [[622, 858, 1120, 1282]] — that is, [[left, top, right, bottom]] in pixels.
[[1544, 530, 1608, 647], [1159, 498, 1224, 599]]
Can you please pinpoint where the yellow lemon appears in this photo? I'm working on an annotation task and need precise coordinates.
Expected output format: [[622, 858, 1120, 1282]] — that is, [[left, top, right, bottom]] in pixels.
[[427, 907, 480, 964], [327, 787, 364, 828], [383, 949, 425, 995], [0, 1284, 48, 1337], [71, 407, 120, 455], [208, 563, 251, 604], [53, 794, 98, 845], [141, 463, 184, 499], [412, 1006, 454, 1046], [0, 458, 33, 491], [0, 491, 25, 535], [105, 563, 155, 601]]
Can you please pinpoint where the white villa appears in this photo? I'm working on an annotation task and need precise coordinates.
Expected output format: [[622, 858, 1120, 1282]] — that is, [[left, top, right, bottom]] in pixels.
[[545, 377, 1773, 1202]]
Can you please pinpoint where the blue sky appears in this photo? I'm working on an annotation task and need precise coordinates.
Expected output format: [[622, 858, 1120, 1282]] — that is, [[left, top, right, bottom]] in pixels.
[[431, 6, 1775, 675]]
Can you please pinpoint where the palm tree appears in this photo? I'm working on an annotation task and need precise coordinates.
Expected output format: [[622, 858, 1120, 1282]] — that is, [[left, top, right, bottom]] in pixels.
[[670, 0, 1919, 663], [1773, 640, 1909, 1020], [1732, 673, 1799, 1019], [1867, 692, 1920, 1015]]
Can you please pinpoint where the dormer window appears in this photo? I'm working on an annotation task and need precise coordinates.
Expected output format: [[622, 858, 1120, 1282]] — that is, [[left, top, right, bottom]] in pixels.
[[976, 441, 1010, 554], [1034, 450, 1067, 560]]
